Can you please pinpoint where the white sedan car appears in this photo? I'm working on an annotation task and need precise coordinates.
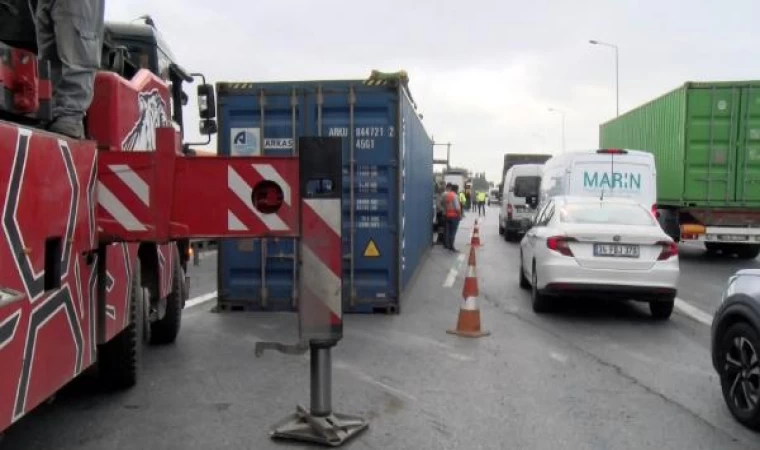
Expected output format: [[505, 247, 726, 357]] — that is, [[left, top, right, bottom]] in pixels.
[[519, 195, 680, 319]]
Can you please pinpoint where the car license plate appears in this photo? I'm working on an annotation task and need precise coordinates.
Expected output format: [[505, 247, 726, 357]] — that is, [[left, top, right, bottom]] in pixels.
[[593, 244, 640, 258], [718, 234, 747, 242]]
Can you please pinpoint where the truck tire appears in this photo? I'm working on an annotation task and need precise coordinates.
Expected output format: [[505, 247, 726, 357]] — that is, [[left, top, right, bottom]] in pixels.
[[150, 247, 186, 345], [707, 243, 760, 260], [98, 259, 144, 390], [736, 245, 760, 260]]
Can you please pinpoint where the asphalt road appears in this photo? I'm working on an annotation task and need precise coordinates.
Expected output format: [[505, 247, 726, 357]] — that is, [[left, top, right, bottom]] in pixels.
[[1, 207, 759, 449]]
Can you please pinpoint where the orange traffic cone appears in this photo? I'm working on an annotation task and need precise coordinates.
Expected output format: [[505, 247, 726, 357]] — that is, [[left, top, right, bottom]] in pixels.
[[471, 220, 482, 247], [447, 246, 490, 338]]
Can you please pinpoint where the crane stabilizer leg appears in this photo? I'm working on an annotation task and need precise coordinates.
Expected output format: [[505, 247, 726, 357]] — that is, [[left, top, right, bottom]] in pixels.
[[266, 341, 368, 447], [255, 137, 368, 447]]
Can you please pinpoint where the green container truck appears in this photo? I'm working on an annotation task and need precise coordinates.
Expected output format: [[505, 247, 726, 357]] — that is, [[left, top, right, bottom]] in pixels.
[[600, 81, 760, 259]]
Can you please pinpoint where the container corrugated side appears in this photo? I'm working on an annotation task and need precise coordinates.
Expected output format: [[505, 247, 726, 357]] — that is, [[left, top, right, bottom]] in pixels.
[[399, 88, 434, 293], [683, 81, 760, 207], [735, 84, 760, 204], [214, 84, 300, 311], [215, 80, 432, 313], [599, 85, 686, 203], [601, 80, 760, 208]]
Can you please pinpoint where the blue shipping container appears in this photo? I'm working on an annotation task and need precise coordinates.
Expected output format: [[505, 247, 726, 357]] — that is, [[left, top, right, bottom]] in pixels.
[[215, 79, 434, 313]]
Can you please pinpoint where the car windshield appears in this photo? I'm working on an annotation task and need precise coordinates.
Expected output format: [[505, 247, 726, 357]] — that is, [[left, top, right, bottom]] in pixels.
[[514, 176, 540, 197], [559, 202, 656, 226]]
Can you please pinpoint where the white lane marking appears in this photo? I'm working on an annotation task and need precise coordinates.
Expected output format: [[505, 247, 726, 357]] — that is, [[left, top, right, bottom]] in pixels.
[[550, 352, 568, 364], [674, 298, 713, 326], [442, 253, 467, 288], [333, 361, 419, 403], [448, 352, 475, 362], [443, 268, 457, 288], [185, 291, 217, 309], [197, 250, 216, 260]]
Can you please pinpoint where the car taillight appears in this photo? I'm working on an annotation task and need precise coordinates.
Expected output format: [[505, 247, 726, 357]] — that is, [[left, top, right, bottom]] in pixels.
[[656, 240, 678, 260], [547, 236, 576, 257], [651, 204, 660, 219], [507, 203, 513, 219]]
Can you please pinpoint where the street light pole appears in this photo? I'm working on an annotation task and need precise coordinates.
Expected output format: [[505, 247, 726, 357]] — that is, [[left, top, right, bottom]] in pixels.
[[547, 108, 566, 153], [589, 39, 619, 117]]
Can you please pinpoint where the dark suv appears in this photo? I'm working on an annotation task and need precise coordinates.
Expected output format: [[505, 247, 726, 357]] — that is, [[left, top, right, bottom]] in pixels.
[[711, 269, 760, 430]]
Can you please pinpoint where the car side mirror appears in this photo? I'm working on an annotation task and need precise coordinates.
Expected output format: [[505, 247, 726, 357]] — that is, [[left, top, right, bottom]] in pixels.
[[197, 84, 216, 120], [526, 195, 538, 209]]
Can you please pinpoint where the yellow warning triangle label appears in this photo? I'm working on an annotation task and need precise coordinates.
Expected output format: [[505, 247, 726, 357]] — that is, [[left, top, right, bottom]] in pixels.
[[363, 239, 380, 257]]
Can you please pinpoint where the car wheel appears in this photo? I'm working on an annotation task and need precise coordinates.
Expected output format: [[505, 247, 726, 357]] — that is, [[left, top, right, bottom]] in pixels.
[[519, 253, 530, 290], [717, 322, 760, 430], [499, 223, 505, 236], [649, 296, 674, 320], [505, 230, 515, 242], [530, 262, 550, 313]]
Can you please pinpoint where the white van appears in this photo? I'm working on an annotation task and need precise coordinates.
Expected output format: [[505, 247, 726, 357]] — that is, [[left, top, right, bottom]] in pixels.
[[488, 189, 500, 206], [499, 164, 544, 241], [539, 149, 657, 214]]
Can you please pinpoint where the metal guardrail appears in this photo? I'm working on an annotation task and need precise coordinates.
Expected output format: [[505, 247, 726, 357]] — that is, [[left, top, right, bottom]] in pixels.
[[189, 239, 217, 266]]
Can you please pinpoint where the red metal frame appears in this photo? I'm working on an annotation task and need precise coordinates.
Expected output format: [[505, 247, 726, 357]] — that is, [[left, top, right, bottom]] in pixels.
[[0, 50, 300, 433]]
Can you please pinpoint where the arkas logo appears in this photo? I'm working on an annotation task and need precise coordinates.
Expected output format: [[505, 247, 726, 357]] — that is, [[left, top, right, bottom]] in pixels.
[[122, 89, 170, 152]]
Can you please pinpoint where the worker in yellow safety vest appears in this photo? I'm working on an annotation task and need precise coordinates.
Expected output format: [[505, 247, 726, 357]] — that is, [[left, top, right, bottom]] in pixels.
[[443, 184, 462, 252], [476, 190, 487, 217]]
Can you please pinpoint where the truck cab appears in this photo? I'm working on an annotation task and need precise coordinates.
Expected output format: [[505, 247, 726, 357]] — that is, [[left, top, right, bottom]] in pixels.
[[100, 20, 218, 269], [102, 20, 217, 141]]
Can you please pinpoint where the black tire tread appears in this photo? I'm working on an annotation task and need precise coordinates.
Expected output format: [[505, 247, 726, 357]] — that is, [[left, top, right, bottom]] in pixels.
[[531, 262, 551, 313], [150, 246, 185, 345], [98, 260, 142, 390], [519, 255, 530, 290]]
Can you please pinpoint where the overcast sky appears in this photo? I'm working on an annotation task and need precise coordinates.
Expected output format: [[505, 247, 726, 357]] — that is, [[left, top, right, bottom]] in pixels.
[[107, 0, 760, 182]]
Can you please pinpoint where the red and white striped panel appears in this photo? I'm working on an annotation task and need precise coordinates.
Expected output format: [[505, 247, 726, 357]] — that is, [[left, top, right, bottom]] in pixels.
[[226, 162, 298, 234], [97, 163, 151, 233], [299, 198, 342, 338]]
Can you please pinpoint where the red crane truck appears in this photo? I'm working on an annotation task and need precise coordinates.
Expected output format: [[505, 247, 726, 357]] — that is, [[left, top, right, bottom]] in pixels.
[[0, 19, 299, 434]]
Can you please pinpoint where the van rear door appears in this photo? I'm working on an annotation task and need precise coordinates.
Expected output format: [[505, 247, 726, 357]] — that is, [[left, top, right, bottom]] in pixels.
[[568, 152, 656, 208]]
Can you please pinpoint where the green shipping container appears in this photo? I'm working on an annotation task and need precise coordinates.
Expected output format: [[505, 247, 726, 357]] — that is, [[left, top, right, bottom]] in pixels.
[[599, 81, 760, 208]]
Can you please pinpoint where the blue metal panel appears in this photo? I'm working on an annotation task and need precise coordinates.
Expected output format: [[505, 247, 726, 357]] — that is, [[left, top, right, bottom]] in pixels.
[[399, 91, 434, 292], [216, 80, 433, 313], [217, 88, 301, 311]]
